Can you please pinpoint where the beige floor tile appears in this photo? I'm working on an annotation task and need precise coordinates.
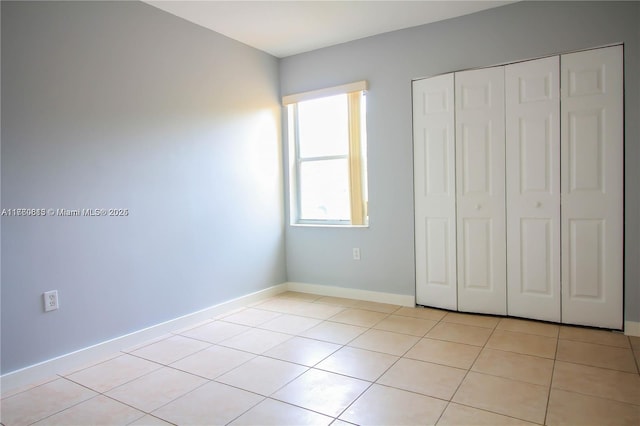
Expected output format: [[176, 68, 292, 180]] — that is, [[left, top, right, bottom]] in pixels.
[[300, 321, 367, 344], [472, 348, 554, 386], [316, 346, 398, 381], [221, 308, 282, 326], [395, 306, 447, 321], [230, 398, 333, 426], [315, 296, 361, 307], [426, 322, 493, 346], [0, 376, 59, 400], [497, 318, 559, 337], [340, 384, 447, 426], [486, 329, 557, 358], [130, 335, 210, 365], [258, 298, 344, 319], [405, 338, 481, 369], [170, 319, 215, 335], [635, 350, 640, 371], [552, 360, 640, 405], [329, 308, 388, 328], [123, 334, 177, 354], [58, 352, 122, 377], [0, 378, 96, 426], [373, 314, 438, 336], [215, 306, 247, 319], [353, 300, 401, 314], [254, 298, 313, 314], [331, 421, 356, 426], [378, 358, 466, 400], [264, 336, 341, 366], [271, 369, 369, 417], [452, 372, 548, 424], [286, 301, 346, 319], [128, 414, 174, 425], [277, 291, 323, 302], [105, 367, 207, 413], [32, 395, 144, 426], [442, 312, 500, 328], [437, 403, 539, 425], [216, 356, 307, 396], [65, 353, 161, 393], [178, 320, 250, 344], [170, 345, 255, 379], [560, 326, 630, 348], [219, 328, 292, 354], [152, 381, 263, 425], [630, 336, 640, 350], [546, 389, 640, 426], [258, 314, 322, 335], [556, 339, 637, 372], [348, 329, 420, 356]]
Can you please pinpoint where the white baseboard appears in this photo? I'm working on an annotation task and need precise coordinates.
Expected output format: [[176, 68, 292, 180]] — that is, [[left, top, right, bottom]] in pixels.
[[1, 283, 288, 394], [625, 321, 640, 337], [286, 281, 416, 307]]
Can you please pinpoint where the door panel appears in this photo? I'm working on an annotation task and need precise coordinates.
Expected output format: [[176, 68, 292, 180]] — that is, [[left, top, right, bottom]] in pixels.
[[506, 56, 561, 322], [413, 75, 457, 310], [455, 67, 506, 315], [561, 46, 623, 329]]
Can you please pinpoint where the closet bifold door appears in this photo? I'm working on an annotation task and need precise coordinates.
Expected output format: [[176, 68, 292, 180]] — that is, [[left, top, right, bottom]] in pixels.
[[413, 74, 457, 310], [505, 56, 561, 322], [561, 46, 624, 329], [455, 67, 506, 315]]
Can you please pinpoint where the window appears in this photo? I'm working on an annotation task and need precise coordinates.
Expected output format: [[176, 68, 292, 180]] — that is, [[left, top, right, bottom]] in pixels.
[[284, 81, 368, 226]]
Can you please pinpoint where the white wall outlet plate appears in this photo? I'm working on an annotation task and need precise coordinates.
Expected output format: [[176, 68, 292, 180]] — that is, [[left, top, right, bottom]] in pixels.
[[352, 248, 361, 261], [43, 290, 59, 312]]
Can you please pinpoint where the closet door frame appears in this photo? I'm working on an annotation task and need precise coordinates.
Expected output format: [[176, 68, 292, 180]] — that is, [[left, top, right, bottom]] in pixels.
[[412, 44, 624, 330]]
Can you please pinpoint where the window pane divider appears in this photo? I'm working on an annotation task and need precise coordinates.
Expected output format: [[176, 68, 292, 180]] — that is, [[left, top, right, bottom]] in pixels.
[[298, 155, 349, 163]]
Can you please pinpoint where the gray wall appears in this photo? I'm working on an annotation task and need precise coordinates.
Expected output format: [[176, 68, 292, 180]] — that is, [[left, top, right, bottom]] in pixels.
[[1, 1, 285, 373], [280, 1, 640, 322]]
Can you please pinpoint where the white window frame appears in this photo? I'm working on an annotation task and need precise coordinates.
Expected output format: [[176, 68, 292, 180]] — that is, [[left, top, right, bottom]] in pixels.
[[284, 81, 368, 227]]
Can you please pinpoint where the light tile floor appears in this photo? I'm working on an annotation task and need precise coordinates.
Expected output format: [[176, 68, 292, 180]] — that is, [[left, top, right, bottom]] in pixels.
[[2, 291, 640, 425]]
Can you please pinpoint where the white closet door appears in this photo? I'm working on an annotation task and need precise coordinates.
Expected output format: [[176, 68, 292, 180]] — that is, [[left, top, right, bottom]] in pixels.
[[455, 67, 506, 315], [561, 46, 624, 329], [413, 74, 457, 310], [505, 56, 561, 322]]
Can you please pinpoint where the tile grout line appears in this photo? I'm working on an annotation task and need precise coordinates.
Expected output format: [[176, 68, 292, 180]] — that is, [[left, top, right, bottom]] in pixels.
[[543, 331, 561, 426]]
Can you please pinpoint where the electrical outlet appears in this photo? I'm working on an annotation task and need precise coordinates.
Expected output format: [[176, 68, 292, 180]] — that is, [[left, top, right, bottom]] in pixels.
[[352, 247, 361, 261], [43, 290, 59, 312]]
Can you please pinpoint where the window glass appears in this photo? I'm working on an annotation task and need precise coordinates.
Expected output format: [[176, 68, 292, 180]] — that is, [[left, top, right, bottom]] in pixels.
[[299, 159, 350, 221], [297, 94, 349, 158]]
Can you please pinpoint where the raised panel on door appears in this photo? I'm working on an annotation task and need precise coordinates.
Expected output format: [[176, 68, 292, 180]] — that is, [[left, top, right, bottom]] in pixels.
[[505, 56, 561, 322], [455, 67, 506, 315], [413, 75, 457, 310], [561, 45, 623, 329]]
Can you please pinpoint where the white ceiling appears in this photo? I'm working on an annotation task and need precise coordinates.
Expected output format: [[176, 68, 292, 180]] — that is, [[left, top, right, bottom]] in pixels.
[[145, 1, 515, 58]]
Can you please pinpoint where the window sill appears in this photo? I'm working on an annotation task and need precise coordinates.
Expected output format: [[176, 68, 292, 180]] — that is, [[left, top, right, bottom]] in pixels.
[[289, 223, 369, 229]]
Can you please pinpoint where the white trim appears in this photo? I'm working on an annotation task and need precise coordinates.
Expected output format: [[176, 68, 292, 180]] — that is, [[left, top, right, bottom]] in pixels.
[[624, 321, 640, 337], [286, 281, 415, 307], [0, 283, 288, 394], [282, 80, 367, 105]]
